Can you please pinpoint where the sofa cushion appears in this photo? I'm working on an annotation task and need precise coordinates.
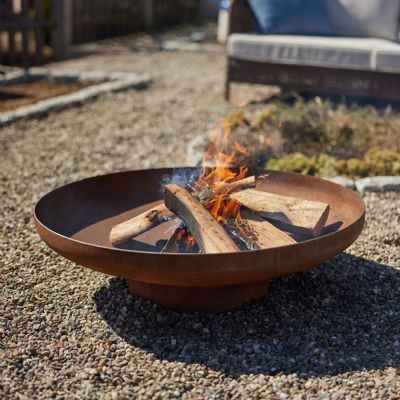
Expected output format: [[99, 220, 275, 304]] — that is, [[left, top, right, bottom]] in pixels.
[[374, 41, 400, 72], [247, 0, 334, 36], [324, 0, 400, 41], [228, 34, 400, 72]]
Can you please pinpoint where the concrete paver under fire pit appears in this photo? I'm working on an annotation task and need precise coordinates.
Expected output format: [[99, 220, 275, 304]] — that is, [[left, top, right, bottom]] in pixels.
[[1, 45, 399, 399]]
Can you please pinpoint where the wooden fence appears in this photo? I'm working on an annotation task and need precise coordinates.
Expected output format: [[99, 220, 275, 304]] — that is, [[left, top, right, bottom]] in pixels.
[[72, 0, 200, 44], [0, 0, 202, 66], [0, 0, 68, 66], [72, 0, 140, 44], [142, 0, 200, 30]]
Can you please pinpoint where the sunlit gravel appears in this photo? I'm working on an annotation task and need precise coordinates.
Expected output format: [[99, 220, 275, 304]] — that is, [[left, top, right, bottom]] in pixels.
[[1, 49, 399, 400]]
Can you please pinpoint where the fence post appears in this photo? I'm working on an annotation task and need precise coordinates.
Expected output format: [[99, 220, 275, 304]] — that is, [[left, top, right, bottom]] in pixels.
[[52, 0, 72, 60], [140, 0, 154, 29]]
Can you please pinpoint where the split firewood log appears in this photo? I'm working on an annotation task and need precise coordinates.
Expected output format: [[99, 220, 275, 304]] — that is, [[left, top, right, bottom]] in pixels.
[[196, 175, 256, 201], [240, 209, 297, 249], [110, 204, 176, 246], [231, 189, 330, 237], [164, 184, 239, 253]]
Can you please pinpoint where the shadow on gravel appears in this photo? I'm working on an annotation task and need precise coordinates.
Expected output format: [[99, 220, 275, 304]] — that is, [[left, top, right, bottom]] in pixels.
[[94, 252, 400, 377]]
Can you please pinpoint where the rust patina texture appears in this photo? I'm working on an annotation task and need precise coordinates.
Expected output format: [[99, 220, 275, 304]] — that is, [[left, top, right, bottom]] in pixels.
[[34, 168, 365, 312]]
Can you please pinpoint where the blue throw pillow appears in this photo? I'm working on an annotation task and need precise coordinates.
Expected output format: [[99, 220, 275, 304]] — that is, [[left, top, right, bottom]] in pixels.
[[247, 0, 334, 36]]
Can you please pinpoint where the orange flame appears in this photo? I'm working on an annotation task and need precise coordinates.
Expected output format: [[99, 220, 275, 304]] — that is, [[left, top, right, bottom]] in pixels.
[[177, 228, 197, 250], [176, 229, 185, 241], [185, 234, 196, 248], [184, 118, 249, 248]]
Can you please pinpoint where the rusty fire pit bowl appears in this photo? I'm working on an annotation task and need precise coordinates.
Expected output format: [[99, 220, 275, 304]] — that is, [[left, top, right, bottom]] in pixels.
[[34, 168, 365, 313]]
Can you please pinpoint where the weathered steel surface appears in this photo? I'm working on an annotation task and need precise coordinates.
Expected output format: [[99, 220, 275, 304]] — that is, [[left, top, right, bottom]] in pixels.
[[34, 168, 365, 312]]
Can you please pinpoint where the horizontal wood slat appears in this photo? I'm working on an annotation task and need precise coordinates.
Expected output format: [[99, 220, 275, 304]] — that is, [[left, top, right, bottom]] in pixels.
[[72, 0, 140, 44], [0, 0, 62, 66]]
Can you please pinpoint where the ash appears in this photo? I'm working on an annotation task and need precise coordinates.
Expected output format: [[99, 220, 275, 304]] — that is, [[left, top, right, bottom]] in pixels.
[[225, 218, 260, 251]]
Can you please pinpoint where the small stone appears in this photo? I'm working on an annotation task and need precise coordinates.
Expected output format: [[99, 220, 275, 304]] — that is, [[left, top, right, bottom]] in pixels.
[[327, 176, 355, 189], [27, 347, 38, 356], [355, 176, 400, 194], [110, 391, 118, 399], [190, 32, 206, 43], [195, 370, 205, 378]]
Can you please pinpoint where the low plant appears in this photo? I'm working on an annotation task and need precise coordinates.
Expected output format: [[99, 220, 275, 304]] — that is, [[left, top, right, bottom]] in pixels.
[[221, 96, 400, 177], [266, 149, 400, 178], [224, 97, 400, 161]]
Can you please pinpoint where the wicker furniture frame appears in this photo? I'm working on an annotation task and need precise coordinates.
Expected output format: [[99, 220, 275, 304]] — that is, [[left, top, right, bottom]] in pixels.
[[225, 0, 400, 101]]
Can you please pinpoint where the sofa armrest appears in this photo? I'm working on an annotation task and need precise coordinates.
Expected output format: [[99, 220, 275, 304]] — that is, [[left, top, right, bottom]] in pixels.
[[229, 0, 256, 34]]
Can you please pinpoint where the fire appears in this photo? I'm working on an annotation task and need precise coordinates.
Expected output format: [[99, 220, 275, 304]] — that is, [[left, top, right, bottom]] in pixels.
[[185, 233, 196, 248], [183, 118, 251, 248], [176, 227, 197, 250], [176, 229, 185, 241], [198, 119, 248, 220]]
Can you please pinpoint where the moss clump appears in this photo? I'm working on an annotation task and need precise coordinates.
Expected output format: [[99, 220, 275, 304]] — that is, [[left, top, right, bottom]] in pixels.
[[266, 153, 317, 175], [266, 148, 400, 177], [364, 148, 400, 176], [315, 154, 337, 177], [346, 158, 367, 177], [224, 108, 247, 128], [334, 159, 348, 176], [254, 104, 279, 128]]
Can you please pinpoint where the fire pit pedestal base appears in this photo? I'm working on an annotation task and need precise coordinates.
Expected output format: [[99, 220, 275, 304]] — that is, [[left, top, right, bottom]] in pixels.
[[128, 280, 269, 313]]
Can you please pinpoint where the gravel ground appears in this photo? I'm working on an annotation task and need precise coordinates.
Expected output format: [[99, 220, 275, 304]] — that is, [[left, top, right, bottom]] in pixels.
[[1, 43, 400, 399]]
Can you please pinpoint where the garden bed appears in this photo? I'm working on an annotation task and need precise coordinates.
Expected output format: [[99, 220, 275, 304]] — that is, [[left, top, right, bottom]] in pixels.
[[0, 79, 89, 113], [0, 69, 151, 127], [217, 97, 400, 178]]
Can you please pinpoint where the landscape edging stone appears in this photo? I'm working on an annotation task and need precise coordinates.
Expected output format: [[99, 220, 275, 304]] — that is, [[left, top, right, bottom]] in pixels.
[[354, 176, 400, 194], [0, 69, 152, 127]]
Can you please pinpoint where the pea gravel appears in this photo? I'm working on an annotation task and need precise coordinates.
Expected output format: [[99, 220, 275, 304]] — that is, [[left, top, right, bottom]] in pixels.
[[1, 46, 400, 399]]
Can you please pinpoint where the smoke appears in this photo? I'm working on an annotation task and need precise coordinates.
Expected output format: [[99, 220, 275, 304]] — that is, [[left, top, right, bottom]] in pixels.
[[160, 168, 201, 192]]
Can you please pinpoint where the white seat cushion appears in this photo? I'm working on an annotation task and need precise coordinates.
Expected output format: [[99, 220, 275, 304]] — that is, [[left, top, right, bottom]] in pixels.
[[228, 34, 400, 72], [374, 41, 400, 72]]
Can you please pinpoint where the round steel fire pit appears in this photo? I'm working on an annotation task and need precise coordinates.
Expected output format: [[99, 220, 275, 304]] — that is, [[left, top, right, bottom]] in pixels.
[[34, 168, 365, 312]]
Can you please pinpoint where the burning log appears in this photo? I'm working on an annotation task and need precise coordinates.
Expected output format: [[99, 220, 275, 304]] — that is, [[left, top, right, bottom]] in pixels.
[[110, 204, 176, 246], [231, 189, 330, 237], [212, 175, 255, 196], [241, 209, 297, 249], [193, 175, 255, 202], [109, 176, 256, 245], [164, 184, 240, 253]]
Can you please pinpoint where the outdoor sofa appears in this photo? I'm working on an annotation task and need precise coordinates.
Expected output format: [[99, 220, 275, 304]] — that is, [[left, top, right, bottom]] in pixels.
[[225, 0, 400, 101]]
